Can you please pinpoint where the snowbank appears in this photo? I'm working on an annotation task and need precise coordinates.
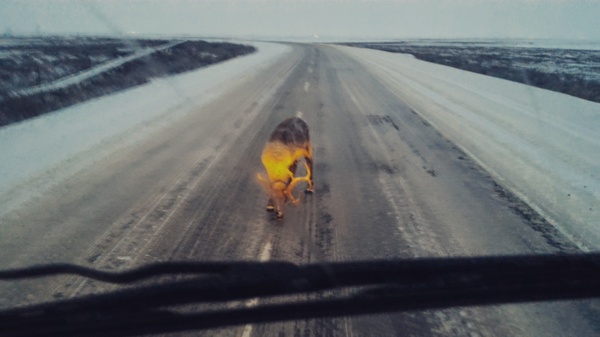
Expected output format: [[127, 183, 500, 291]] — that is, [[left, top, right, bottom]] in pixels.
[[335, 45, 600, 251], [0, 42, 291, 216]]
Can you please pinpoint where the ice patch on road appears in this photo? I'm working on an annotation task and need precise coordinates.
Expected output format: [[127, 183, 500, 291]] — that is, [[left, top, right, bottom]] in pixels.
[[0, 42, 291, 217], [336, 45, 600, 251]]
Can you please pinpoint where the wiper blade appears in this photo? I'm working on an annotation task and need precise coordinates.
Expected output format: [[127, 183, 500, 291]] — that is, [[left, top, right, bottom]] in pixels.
[[1, 254, 599, 336]]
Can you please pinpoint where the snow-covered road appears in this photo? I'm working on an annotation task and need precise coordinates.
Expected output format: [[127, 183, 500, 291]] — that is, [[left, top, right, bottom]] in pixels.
[[2, 41, 598, 249], [336, 45, 600, 251]]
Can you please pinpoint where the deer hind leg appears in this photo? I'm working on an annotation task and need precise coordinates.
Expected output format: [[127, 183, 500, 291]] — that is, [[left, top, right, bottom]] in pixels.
[[304, 155, 314, 193], [285, 160, 299, 202], [266, 198, 274, 212]]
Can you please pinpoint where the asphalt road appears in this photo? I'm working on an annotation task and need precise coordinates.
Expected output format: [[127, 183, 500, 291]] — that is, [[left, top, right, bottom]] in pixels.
[[1, 44, 598, 336]]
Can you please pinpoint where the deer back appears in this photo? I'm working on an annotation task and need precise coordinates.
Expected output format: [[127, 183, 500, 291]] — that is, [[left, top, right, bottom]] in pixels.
[[268, 117, 310, 148]]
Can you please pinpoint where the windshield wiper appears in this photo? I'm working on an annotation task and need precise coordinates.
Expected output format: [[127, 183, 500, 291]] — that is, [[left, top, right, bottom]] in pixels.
[[1, 254, 599, 336]]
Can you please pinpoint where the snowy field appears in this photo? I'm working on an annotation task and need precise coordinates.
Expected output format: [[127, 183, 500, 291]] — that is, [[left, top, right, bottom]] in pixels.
[[335, 45, 600, 251], [0, 41, 291, 217], [0, 37, 166, 93], [0, 37, 255, 126], [10, 41, 183, 96], [345, 40, 600, 104]]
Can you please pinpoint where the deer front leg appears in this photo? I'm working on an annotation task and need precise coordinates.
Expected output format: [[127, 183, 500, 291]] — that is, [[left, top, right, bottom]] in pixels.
[[274, 197, 284, 218], [267, 197, 284, 218], [267, 194, 284, 218]]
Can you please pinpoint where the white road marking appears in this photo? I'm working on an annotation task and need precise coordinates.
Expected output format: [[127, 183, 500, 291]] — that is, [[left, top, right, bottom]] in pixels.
[[259, 240, 272, 262], [241, 239, 273, 337], [241, 324, 254, 337], [304, 81, 310, 92]]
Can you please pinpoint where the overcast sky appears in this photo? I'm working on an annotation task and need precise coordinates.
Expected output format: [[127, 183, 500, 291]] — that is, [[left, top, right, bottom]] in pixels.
[[2, 0, 599, 40]]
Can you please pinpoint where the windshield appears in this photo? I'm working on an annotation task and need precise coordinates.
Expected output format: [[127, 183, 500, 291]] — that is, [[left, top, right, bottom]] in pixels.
[[1, 1, 599, 336]]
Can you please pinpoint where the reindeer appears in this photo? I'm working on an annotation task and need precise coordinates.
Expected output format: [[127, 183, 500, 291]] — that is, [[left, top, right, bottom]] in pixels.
[[258, 117, 313, 218]]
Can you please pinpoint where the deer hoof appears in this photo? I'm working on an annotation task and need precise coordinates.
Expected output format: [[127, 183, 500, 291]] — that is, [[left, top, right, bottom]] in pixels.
[[266, 205, 275, 212], [276, 211, 284, 218], [305, 188, 314, 194]]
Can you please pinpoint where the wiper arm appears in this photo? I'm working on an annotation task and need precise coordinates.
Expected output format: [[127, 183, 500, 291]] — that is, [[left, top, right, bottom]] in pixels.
[[1, 254, 599, 336]]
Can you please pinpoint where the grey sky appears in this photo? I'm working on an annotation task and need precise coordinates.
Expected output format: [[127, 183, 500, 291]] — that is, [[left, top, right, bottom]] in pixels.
[[2, 0, 599, 40]]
